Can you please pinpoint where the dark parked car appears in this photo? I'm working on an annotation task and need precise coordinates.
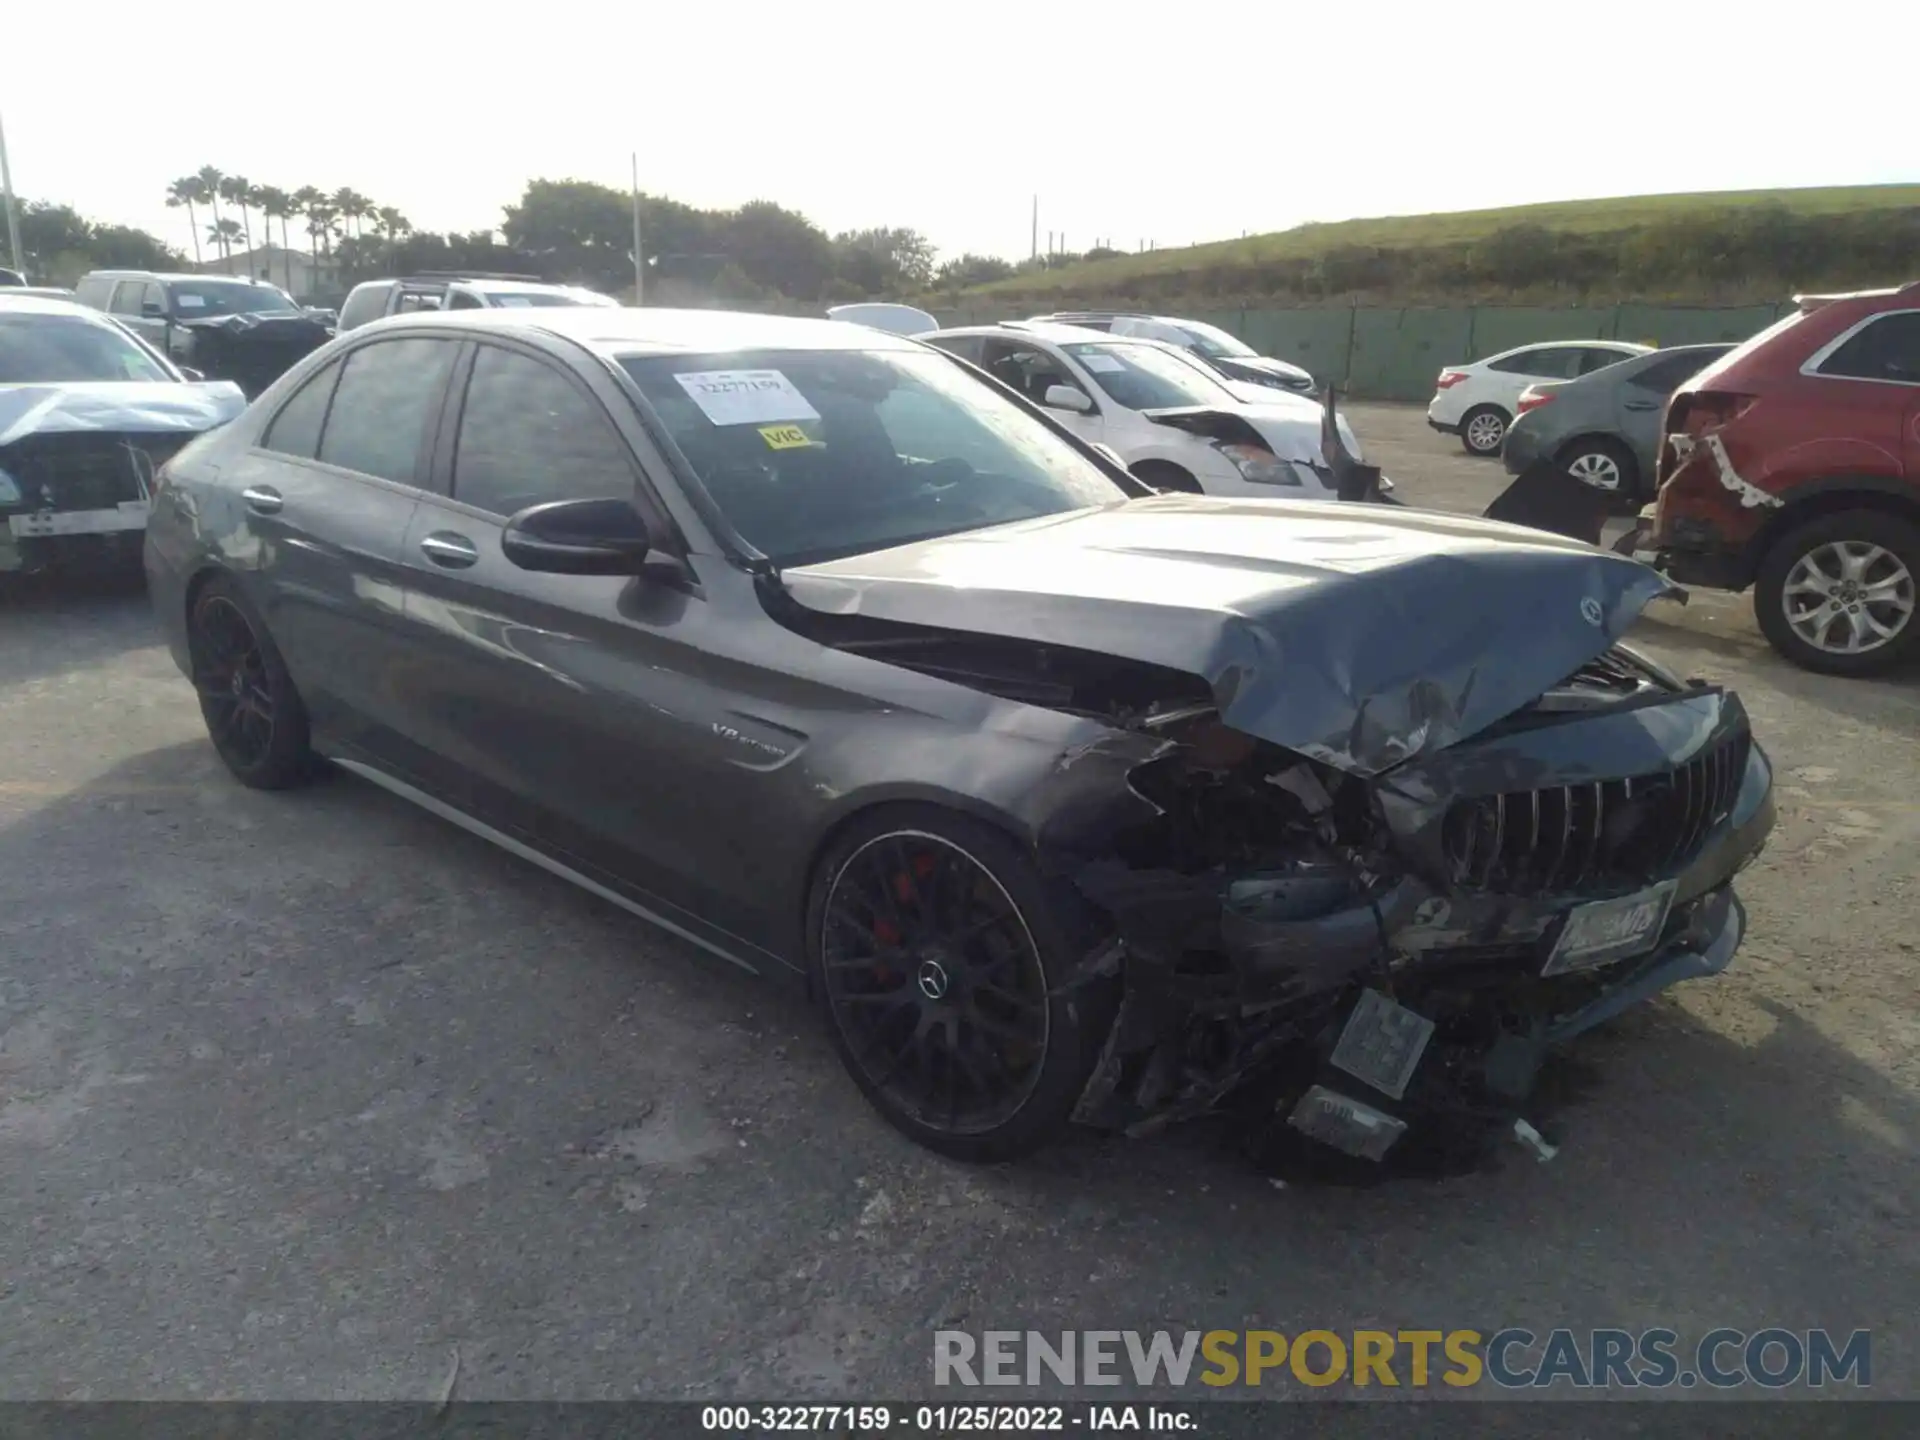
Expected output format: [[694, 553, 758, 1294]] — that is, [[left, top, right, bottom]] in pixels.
[[74, 270, 333, 398], [145, 308, 1775, 1165], [1, 294, 245, 574], [1502, 344, 1735, 506]]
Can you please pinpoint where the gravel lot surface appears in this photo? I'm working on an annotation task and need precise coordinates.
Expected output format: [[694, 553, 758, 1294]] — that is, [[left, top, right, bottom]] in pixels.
[[1, 403, 1914, 1402]]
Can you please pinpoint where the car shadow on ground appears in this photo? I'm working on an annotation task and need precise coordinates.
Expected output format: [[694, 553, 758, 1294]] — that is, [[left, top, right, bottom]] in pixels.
[[0, 568, 159, 688]]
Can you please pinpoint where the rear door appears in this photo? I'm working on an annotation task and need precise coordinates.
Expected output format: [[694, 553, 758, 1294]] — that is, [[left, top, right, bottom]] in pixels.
[[108, 280, 167, 352], [229, 335, 459, 761], [1615, 351, 1708, 478]]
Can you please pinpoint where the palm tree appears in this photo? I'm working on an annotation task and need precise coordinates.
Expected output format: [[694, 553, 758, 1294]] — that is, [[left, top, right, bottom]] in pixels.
[[219, 176, 256, 270], [165, 177, 204, 266], [374, 206, 412, 272], [206, 218, 244, 265], [195, 166, 228, 270], [292, 186, 325, 270], [255, 187, 296, 292], [331, 188, 375, 243]]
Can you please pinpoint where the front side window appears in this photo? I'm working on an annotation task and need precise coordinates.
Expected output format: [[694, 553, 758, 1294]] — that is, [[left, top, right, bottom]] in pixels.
[[0, 311, 175, 384], [1818, 312, 1920, 383], [451, 346, 635, 515], [1063, 341, 1235, 410], [316, 338, 456, 485], [620, 346, 1127, 565], [168, 280, 301, 318], [444, 291, 486, 311]]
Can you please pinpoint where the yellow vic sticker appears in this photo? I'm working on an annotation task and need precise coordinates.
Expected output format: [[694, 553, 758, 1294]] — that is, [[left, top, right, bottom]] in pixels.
[[759, 424, 815, 450]]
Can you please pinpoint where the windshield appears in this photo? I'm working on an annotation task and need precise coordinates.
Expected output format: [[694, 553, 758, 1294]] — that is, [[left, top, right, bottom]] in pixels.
[[0, 311, 176, 384], [489, 289, 617, 309], [1175, 320, 1257, 359], [1063, 341, 1237, 411], [620, 347, 1128, 565], [170, 281, 302, 318]]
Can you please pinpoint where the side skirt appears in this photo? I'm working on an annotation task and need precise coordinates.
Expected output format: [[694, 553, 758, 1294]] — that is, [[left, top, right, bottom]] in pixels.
[[329, 756, 764, 977]]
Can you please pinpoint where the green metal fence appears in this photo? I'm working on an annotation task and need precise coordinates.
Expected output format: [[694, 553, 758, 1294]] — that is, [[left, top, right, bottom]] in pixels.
[[928, 302, 1796, 401]]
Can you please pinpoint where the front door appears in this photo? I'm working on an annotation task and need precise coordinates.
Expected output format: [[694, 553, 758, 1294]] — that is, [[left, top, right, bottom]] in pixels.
[[387, 338, 785, 962], [978, 338, 1103, 446]]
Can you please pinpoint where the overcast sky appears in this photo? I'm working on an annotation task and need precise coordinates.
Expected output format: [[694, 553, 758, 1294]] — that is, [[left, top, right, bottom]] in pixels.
[[7, 0, 1911, 262]]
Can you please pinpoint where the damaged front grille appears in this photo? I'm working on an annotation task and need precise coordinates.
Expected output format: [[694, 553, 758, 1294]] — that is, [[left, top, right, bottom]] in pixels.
[[2, 433, 192, 512], [1442, 732, 1750, 895]]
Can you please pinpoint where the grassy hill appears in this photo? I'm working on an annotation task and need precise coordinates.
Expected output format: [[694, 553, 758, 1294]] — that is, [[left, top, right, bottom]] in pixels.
[[948, 185, 1920, 310]]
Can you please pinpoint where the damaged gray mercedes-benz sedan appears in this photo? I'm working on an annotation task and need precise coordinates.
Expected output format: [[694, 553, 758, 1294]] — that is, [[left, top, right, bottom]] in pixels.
[[144, 308, 1775, 1166]]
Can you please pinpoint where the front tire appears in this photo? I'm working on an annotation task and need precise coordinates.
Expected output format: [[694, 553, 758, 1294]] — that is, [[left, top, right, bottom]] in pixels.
[[187, 576, 321, 788], [806, 806, 1116, 1163], [1459, 406, 1509, 457], [1754, 511, 1920, 677]]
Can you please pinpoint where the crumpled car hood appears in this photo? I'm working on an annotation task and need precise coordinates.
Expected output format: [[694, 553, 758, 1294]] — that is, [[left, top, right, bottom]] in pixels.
[[783, 494, 1680, 775], [0, 382, 247, 446]]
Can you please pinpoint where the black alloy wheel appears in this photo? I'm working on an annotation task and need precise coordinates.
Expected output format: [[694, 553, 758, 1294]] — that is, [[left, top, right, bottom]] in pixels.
[[188, 578, 319, 789], [809, 809, 1113, 1161]]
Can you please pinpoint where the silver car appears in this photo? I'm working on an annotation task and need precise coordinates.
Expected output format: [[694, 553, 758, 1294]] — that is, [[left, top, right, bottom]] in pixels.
[[1501, 343, 1734, 505]]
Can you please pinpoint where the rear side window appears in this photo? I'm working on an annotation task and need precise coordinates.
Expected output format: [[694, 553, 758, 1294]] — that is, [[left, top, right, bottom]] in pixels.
[[108, 281, 147, 316], [922, 334, 984, 364], [445, 290, 486, 310], [75, 276, 113, 308], [450, 344, 634, 515], [317, 338, 457, 485], [1818, 312, 1920, 384], [260, 358, 343, 459], [1576, 347, 1629, 375], [336, 284, 392, 331], [1488, 348, 1550, 375]]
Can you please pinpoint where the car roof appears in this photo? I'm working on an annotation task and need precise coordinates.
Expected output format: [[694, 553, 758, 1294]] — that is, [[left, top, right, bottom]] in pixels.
[[0, 293, 119, 319], [358, 306, 924, 355], [1483, 338, 1653, 361], [932, 321, 1126, 344], [83, 270, 275, 284]]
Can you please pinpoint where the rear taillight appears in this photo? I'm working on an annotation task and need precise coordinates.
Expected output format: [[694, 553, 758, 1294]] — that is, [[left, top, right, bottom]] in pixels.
[[1435, 370, 1469, 389], [1515, 392, 1554, 414]]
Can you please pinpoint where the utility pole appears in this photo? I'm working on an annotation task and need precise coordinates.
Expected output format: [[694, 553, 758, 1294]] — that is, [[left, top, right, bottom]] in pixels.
[[0, 106, 22, 277], [1030, 195, 1038, 262], [641, 152, 656, 307]]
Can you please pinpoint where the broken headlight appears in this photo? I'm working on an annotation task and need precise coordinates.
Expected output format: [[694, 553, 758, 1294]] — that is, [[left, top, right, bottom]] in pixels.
[[1215, 442, 1304, 486]]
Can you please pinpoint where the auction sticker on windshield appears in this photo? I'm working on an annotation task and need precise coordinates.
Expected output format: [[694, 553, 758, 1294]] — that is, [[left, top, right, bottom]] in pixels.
[[674, 369, 820, 426]]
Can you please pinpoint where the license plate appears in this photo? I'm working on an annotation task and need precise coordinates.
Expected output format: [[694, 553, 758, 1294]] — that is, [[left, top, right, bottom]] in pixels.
[[1543, 880, 1678, 976], [8, 503, 150, 538], [1287, 1085, 1407, 1162], [1328, 989, 1435, 1100]]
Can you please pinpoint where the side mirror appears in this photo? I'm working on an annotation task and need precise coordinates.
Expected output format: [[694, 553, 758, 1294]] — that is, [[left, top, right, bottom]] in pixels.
[[501, 497, 658, 576], [1044, 384, 1093, 414], [141, 300, 167, 318]]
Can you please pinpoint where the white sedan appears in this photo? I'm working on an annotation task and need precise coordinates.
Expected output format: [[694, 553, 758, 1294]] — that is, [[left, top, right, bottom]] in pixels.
[[1426, 339, 1651, 457], [919, 322, 1364, 499]]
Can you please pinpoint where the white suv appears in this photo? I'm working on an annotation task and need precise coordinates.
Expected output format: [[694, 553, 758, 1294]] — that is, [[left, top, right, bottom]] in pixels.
[[1427, 340, 1651, 456], [335, 274, 618, 333]]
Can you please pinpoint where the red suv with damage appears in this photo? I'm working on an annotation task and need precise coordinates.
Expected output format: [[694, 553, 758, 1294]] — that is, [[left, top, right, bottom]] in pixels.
[[1647, 281, 1920, 675]]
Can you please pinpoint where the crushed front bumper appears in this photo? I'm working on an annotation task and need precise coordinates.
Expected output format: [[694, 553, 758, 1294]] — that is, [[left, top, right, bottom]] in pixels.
[[1070, 684, 1776, 1159]]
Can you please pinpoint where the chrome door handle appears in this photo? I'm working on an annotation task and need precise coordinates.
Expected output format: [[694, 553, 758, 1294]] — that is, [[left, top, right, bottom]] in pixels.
[[1622, 399, 1662, 412], [419, 532, 479, 568], [241, 486, 283, 514]]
